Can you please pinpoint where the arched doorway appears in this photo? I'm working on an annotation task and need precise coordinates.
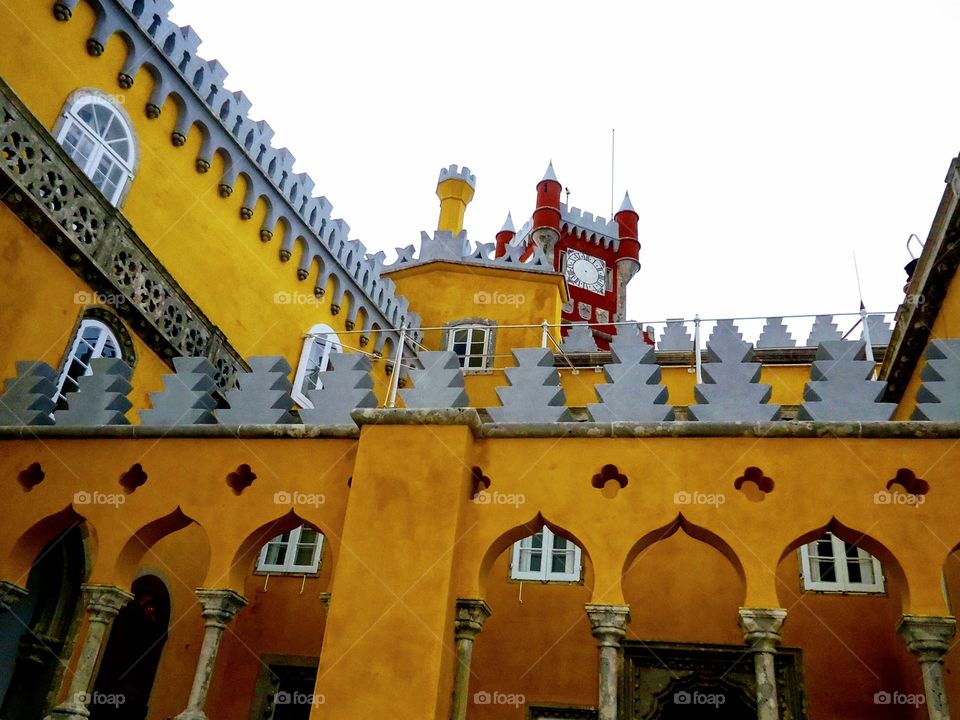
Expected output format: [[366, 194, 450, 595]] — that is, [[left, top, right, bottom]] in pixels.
[[89, 575, 170, 719], [0, 526, 86, 719]]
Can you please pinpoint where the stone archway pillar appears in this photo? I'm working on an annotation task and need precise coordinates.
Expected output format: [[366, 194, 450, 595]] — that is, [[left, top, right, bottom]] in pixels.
[[174, 588, 247, 720], [897, 614, 956, 720], [450, 598, 492, 720], [739, 607, 787, 720], [586, 604, 631, 720], [44, 584, 133, 720]]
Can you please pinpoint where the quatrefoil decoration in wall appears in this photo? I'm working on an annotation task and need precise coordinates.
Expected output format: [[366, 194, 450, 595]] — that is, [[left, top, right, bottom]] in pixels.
[[735, 467, 774, 502], [592, 464, 628, 499]]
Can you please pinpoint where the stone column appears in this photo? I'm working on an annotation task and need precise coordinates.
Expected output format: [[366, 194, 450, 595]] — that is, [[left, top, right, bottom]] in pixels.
[[174, 588, 247, 720], [738, 608, 787, 720], [897, 614, 956, 720], [585, 604, 631, 720], [450, 598, 492, 720], [44, 584, 133, 720], [0, 580, 29, 613]]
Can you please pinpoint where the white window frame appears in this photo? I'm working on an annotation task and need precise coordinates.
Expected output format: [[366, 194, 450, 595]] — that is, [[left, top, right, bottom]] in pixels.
[[446, 324, 492, 371], [292, 324, 342, 408], [54, 318, 122, 406], [55, 92, 137, 206], [256, 525, 324, 574], [510, 527, 582, 583], [799, 532, 885, 594]]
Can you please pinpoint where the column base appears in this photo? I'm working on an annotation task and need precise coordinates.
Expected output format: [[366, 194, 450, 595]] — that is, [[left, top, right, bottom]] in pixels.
[[173, 712, 207, 720], [43, 701, 90, 720]]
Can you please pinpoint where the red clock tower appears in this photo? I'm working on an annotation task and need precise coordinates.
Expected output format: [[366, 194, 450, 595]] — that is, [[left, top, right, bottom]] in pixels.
[[495, 163, 641, 350]]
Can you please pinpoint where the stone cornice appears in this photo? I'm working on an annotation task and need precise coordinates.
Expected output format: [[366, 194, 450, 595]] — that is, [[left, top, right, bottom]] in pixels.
[[2, 417, 960, 439], [0, 76, 248, 392], [880, 155, 960, 402]]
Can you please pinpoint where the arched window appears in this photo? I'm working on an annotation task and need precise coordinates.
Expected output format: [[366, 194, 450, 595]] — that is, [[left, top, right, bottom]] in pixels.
[[292, 324, 342, 408], [510, 528, 582, 583], [257, 526, 324, 574], [56, 92, 136, 206], [799, 532, 884, 593], [54, 318, 122, 408], [443, 319, 497, 371]]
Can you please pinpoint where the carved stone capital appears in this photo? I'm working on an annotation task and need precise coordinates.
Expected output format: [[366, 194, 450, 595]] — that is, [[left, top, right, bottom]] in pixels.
[[454, 598, 492, 642], [195, 588, 247, 629], [586, 604, 631, 647], [81, 583, 134, 623], [739, 608, 787, 653], [897, 614, 956, 663], [0, 580, 29, 610]]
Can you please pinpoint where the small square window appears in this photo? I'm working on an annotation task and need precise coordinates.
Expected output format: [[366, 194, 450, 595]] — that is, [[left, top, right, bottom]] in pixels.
[[446, 324, 492, 370]]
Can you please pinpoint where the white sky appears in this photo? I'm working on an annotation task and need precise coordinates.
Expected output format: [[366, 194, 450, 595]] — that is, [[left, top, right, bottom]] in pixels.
[[169, 0, 960, 333]]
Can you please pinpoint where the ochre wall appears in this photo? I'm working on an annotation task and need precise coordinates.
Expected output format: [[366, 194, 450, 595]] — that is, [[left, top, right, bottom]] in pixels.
[[0, 203, 170, 415], [0, 0, 396, 404], [894, 272, 960, 419]]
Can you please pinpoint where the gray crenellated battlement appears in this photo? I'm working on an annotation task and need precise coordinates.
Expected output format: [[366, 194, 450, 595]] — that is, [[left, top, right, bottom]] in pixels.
[[438, 164, 477, 189], [50, 0, 420, 343], [384, 230, 556, 273], [560, 203, 620, 249]]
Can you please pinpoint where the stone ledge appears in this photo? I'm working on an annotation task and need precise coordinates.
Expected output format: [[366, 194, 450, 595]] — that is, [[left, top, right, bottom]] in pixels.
[[0, 424, 358, 439], [1, 419, 958, 440]]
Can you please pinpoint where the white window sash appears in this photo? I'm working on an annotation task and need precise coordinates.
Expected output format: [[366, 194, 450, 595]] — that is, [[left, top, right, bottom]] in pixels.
[[292, 326, 342, 408], [799, 534, 884, 594], [57, 97, 135, 206], [256, 526, 324, 574], [510, 528, 582, 583], [446, 324, 491, 370], [54, 319, 121, 404]]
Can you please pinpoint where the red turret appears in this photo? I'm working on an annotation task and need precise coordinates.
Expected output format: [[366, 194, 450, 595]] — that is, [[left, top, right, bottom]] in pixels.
[[531, 161, 562, 253], [614, 191, 640, 265], [494, 212, 516, 258]]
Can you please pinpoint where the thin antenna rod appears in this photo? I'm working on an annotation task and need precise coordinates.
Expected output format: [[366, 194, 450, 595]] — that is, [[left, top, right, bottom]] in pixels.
[[853, 251, 865, 307], [853, 251, 877, 375], [610, 128, 616, 218]]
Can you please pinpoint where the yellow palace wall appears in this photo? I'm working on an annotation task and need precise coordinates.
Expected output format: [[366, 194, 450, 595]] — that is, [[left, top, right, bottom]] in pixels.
[[0, 0, 396, 402], [2, 428, 959, 718]]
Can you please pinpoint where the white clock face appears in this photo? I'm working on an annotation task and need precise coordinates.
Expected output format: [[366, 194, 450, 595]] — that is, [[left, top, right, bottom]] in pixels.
[[565, 250, 606, 295]]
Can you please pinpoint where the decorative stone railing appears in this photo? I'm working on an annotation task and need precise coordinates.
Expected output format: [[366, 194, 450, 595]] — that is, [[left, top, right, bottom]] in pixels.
[[0, 77, 247, 390]]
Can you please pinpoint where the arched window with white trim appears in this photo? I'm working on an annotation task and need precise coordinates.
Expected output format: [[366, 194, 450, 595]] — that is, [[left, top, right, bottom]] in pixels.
[[510, 528, 582, 583], [54, 318, 122, 408], [55, 91, 137, 206], [292, 324, 342, 408]]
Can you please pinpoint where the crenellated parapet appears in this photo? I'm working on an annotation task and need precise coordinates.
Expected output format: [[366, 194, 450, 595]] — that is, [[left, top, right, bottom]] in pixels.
[[384, 230, 555, 274], [49, 0, 418, 344], [559, 204, 621, 250]]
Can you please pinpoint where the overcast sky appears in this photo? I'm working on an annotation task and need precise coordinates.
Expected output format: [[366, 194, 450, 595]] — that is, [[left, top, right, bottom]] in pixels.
[[169, 0, 960, 337]]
